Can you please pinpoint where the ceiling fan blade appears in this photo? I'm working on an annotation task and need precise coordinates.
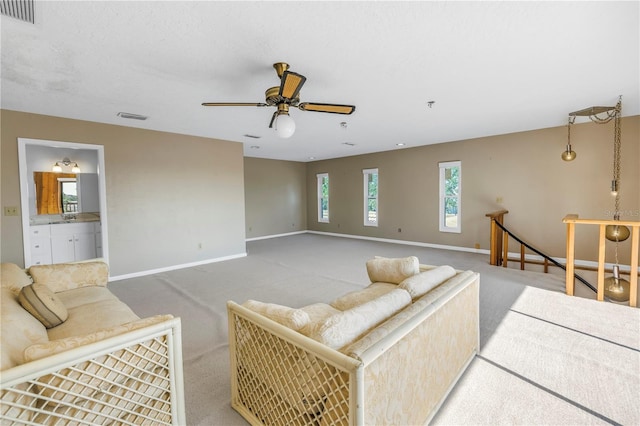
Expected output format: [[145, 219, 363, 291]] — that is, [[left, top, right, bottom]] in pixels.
[[279, 71, 306, 100], [298, 102, 356, 115], [202, 102, 268, 107], [268, 111, 278, 128]]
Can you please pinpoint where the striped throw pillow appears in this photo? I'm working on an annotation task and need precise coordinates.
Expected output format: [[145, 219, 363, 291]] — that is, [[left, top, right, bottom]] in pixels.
[[18, 284, 68, 329]]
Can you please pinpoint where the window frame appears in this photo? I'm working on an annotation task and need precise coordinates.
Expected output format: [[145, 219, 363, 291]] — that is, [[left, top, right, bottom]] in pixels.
[[363, 168, 379, 227], [317, 173, 329, 223], [439, 161, 461, 233]]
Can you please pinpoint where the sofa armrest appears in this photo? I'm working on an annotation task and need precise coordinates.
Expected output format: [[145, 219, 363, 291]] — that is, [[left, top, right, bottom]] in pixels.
[[227, 301, 362, 425], [1, 316, 185, 425], [28, 262, 109, 293]]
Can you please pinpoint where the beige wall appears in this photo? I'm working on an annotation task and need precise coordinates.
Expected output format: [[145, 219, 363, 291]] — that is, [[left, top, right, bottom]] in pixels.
[[3, 109, 638, 275], [306, 116, 640, 264], [244, 157, 307, 239], [1, 110, 246, 276]]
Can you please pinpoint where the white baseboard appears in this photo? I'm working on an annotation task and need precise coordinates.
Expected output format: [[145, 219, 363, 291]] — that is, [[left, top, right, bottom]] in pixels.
[[109, 252, 247, 282], [303, 231, 639, 273], [306, 230, 490, 254], [245, 230, 307, 242]]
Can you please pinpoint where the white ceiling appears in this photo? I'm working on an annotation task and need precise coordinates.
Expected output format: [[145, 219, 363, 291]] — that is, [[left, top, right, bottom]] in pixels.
[[2, 1, 638, 162]]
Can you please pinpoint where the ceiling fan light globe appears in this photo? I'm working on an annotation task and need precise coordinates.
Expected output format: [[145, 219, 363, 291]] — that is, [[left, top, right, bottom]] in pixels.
[[275, 114, 295, 138]]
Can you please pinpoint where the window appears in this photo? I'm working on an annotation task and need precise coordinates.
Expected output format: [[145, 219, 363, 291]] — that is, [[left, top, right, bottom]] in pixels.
[[317, 173, 329, 223], [363, 168, 378, 226], [439, 161, 461, 233], [60, 179, 78, 213]]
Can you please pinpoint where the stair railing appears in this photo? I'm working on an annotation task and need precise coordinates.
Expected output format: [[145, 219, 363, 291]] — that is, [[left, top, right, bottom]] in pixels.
[[563, 215, 639, 307], [486, 210, 597, 293]]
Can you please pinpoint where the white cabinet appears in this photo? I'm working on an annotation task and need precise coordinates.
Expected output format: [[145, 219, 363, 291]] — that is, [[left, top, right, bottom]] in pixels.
[[94, 222, 103, 258], [29, 222, 99, 265], [50, 223, 97, 263], [30, 225, 52, 265]]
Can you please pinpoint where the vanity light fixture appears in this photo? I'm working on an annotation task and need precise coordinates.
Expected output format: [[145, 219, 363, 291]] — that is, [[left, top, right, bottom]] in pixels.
[[52, 157, 81, 173]]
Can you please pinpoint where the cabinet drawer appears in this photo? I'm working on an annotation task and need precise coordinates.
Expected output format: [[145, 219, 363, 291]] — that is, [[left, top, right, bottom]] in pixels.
[[31, 238, 51, 255], [31, 254, 53, 266], [30, 225, 51, 238], [50, 222, 94, 236]]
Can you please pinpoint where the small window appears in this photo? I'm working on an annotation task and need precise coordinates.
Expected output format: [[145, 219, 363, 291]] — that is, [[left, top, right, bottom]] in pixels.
[[363, 168, 378, 226], [439, 161, 461, 233], [317, 173, 329, 223], [59, 179, 78, 213]]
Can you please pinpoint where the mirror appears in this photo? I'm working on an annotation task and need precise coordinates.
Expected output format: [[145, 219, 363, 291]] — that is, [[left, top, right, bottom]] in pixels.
[[33, 172, 100, 215], [34, 172, 76, 214], [18, 138, 109, 268]]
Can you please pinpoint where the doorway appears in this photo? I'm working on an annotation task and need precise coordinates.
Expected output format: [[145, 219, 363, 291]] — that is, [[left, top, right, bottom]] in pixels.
[[18, 138, 109, 267]]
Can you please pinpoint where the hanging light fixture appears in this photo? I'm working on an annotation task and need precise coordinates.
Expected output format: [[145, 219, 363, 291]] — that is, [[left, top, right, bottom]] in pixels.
[[52, 157, 81, 173], [561, 116, 577, 161], [271, 103, 296, 138], [275, 113, 296, 138], [604, 264, 631, 302], [566, 96, 630, 301]]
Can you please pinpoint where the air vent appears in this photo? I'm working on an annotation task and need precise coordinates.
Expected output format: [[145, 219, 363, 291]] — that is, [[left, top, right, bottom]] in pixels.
[[1, 0, 34, 23], [243, 134, 261, 139], [117, 112, 148, 121]]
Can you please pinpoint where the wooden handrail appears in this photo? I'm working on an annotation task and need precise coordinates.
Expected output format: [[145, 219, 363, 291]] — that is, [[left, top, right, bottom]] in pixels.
[[563, 215, 639, 307]]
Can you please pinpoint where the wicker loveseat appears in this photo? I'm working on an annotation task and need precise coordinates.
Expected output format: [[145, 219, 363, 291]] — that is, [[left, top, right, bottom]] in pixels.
[[0, 261, 185, 425], [227, 256, 480, 426]]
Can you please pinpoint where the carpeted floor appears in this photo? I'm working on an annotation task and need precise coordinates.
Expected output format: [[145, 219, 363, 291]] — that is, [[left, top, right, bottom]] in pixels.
[[108, 233, 640, 425]]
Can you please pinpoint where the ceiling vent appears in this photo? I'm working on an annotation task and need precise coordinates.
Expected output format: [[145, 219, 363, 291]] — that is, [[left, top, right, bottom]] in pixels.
[[117, 112, 148, 121], [1, 0, 34, 24]]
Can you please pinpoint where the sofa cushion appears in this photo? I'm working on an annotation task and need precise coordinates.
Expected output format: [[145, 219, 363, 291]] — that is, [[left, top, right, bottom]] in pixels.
[[29, 261, 108, 293], [54, 286, 119, 310], [1, 262, 33, 296], [47, 293, 140, 341], [366, 256, 419, 284], [342, 270, 477, 360], [330, 282, 397, 311], [298, 303, 342, 337], [242, 300, 310, 331], [0, 288, 49, 370], [24, 315, 174, 361], [310, 288, 412, 350], [18, 284, 69, 329], [398, 265, 457, 300]]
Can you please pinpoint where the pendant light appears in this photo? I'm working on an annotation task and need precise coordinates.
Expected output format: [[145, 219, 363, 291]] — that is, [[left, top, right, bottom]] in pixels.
[[561, 116, 577, 161]]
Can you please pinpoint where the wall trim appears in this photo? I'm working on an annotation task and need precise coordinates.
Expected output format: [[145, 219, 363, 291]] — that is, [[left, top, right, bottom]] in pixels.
[[246, 230, 307, 242], [306, 230, 489, 254], [109, 252, 247, 282], [260, 230, 640, 273]]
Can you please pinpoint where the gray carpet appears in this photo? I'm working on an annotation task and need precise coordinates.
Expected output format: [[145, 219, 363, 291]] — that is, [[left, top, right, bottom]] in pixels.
[[108, 233, 640, 425]]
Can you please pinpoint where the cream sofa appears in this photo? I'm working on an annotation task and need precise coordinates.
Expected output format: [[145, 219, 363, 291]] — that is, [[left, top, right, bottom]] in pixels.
[[227, 256, 480, 426], [0, 262, 186, 425]]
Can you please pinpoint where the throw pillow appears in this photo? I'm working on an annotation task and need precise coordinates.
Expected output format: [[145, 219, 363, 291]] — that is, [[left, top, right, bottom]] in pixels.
[[399, 265, 457, 299], [365, 256, 420, 284], [1, 262, 33, 295], [18, 283, 68, 329], [242, 300, 310, 331]]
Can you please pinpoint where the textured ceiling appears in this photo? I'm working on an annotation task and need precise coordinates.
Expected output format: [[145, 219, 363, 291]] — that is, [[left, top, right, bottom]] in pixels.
[[1, 1, 638, 162]]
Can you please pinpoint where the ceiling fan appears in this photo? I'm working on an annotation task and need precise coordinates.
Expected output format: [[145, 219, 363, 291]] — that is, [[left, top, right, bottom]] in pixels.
[[202, 62, 356, 138]]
